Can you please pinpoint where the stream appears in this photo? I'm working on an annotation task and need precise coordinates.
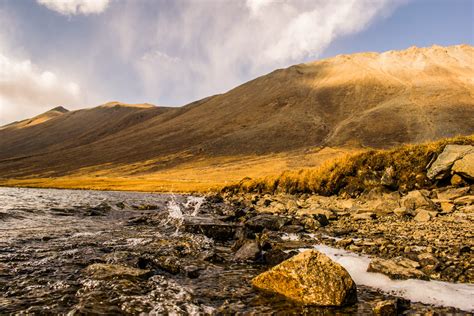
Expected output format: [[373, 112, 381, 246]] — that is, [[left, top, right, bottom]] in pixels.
[[0, 187, 472, 314]]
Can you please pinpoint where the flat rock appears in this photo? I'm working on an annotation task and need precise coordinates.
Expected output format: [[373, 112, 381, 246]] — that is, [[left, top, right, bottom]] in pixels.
[[427, 145, 474, 179], [352, 212, 376, 221], [454, 195, 474, 206], [367, 257, 428, 280], [84, 264, 151, 280], [436, 187, 470, 200], [252, 249, 357, 306]]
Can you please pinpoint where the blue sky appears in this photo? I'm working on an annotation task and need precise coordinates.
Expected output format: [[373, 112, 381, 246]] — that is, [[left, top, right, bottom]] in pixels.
[[0, 0, 472, 124]]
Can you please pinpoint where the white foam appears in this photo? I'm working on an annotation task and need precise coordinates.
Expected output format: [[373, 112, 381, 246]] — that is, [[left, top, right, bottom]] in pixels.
[[167, 199, 184, 220], [281, 233, 300, 241], [184, 196, 204, 216], [313, 244, 474, 312]]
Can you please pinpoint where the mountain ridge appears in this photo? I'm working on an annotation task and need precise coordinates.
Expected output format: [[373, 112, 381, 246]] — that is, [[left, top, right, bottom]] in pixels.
[[0, 44, 473, 183]]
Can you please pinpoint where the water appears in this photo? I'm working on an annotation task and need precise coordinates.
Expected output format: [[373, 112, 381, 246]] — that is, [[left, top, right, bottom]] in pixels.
[[0, 187, 471, 314]]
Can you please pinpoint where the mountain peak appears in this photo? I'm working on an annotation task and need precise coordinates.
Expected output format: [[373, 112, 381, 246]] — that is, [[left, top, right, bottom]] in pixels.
[[49, 106, 69, 113]]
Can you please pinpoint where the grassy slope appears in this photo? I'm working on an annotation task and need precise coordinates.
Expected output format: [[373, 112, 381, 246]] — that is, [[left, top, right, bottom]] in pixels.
[[0, 147, 351, 193], [224, 135, 474, 196]]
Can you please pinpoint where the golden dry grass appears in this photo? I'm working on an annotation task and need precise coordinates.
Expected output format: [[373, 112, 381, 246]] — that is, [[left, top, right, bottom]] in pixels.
[[0, 147, 351, 193], [224, 135, 474, 196]]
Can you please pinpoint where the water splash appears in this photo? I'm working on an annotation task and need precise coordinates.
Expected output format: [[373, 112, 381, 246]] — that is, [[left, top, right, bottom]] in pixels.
[[184, 196, 205, 216]]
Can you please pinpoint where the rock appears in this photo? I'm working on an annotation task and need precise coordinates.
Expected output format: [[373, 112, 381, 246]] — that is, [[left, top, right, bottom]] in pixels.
[[352, 212, 376, 221], [401, 190, 436, 211], [156, 256, 181, 274], [452, 153, 474, 180], [84, 264, 151, 280], [413, 209, 437, 222], [381, 166, 396, 188], [183, 217, 240, 241], [336, 238, 354, 248], [183, 265, 200, 279], [439, 202, 455, 213], [312, 213, 329, 226], [133, 204, 159, 210], [252, 250, 357, 306], [367, 257, 428, 280], [417, 253, 439, 268], [263, 248, 294, 266], [393, 207, 410, 217], [286, 200, 299, 213], [298, 208, 336, 220], [427, 145, 474, 179], [450, 174, 466, 186], [373, 300, 397, 316], [396, 257, 420, 269], [281, 225, 305, 233], [459, 245, 471, 255], [234, 241, 261, 262], [453, 195, 474, 206], [459, 205, 474, 213], [245, 214, 288, 233], [436, 187, 470, 200], [300, 217, 320, 231]]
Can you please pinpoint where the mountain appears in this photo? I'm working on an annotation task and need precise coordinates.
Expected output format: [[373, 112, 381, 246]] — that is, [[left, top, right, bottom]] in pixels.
[[1, 106, 69, 130], [0, 44, 473, 182]]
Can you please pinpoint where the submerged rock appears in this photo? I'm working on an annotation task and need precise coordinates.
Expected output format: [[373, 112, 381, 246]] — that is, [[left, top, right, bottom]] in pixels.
[[84, 263, 151, 280], [252, 250, 357, 306], [234, 241, 261, 262], [373, 300, 397, 316]]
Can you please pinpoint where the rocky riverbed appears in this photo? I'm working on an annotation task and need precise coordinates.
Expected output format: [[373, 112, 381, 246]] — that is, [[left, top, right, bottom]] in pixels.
[[0, 187, 473, 314]]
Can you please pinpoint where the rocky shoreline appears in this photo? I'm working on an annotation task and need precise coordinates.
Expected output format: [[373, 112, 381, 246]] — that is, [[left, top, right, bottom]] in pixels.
[[1, 144, 473, 314], [211, 144, 474, 313]]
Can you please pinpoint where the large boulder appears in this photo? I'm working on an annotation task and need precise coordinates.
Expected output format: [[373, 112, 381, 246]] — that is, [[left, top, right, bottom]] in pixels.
[[252, 250, 357, 306], [427, 145, 474, 180], [452, 153, 474, 180]]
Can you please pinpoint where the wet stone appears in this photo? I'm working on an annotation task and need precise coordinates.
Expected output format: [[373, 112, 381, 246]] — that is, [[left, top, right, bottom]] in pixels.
[[234, 241, 261, 262], [84, 264, 151, 280], [183, 216, 240, 241], [245, 214, 288, 233]]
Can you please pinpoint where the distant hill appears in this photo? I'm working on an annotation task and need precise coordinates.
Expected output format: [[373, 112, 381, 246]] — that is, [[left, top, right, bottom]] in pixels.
[[0, 44, 473, 179]]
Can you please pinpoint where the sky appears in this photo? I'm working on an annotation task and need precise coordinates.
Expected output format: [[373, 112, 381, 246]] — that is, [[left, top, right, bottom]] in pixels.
[[0, 0, 472, 125]]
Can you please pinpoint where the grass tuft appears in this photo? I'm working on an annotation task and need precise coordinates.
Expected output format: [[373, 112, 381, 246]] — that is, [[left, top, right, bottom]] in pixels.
[[223, 135, 474, 196]]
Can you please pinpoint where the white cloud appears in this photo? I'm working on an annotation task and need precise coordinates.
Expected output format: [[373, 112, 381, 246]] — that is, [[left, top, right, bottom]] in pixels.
[[129, 0, 400, 105], [37, 0, 110, 15], [246, 0, 274, 15], [0, 53, 81, 125]]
